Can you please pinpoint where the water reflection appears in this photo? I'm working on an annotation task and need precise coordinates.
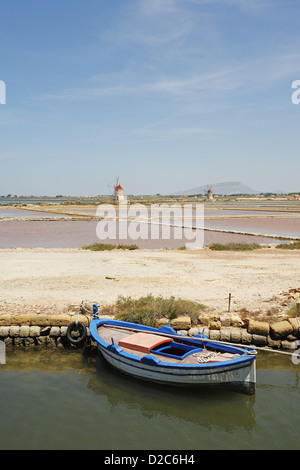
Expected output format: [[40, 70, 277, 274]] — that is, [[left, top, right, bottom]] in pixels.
[[1, 349, 299, 450], [88, 354, 257, 432]]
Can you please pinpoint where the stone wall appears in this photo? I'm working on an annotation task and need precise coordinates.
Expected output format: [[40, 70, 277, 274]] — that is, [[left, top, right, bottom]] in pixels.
[[0, 312, 299, 351], [0, 313, 94, 350], [159, 313, 299, 351]]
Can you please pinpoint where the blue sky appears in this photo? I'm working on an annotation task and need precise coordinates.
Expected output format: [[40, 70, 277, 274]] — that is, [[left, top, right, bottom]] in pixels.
[[0, 0, 300, 196]]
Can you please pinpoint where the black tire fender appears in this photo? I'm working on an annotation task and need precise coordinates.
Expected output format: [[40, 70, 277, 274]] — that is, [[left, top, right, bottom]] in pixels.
[[66, 321, 87, 346]]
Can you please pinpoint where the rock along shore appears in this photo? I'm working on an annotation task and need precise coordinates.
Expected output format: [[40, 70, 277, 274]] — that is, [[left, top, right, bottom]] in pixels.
[[0, 311, 298, 352]]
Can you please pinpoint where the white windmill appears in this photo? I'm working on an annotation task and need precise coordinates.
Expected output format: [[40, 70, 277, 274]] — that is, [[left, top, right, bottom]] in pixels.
[[206, 184, 214, 201], [112, 177, 125, 203]]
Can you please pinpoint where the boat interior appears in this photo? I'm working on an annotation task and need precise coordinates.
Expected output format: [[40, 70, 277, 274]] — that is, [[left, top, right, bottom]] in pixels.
[[98, 324, 240, 364]]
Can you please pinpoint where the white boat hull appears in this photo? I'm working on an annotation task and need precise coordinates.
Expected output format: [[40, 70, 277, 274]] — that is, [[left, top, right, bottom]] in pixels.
[[98, 343, 256, 394], [90, 318, 257, 394]]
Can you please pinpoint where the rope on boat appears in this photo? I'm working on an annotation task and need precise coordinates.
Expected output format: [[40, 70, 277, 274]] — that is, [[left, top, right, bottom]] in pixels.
[[192, 352, 217, 363]]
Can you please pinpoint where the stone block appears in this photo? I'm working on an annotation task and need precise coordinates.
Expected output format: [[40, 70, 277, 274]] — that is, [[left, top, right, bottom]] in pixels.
[[49, 314, 72, 326], [11, 315, 32, 326], [241, 331, 252, 344], [198, 313, 220, 326], [288, 318, 300, 336], [50, 327, 60, 337], [9, 326, 20, 337], [281, 340, 297, 351], [4, 337, 13, 347], [29, 326, 41, 337], [69, 314, 90, 327], [231, 314, 243, 328], [188, 327, 200, 336], [156, 318, 169, 328], [177, 330, 188, 336], [231, 329, 241, 344], [270, 321, 293, 340], [252, 334, 267, 347], [220, 329, 231, 342], [209, 321, 221, 330], [30, 315, 51, 326], [0, 315, 12, 326], [171, 316, 191, 330], [220, 314, 231, 327], [24, 337, 35, 348], [209, 330, 220, 341], [267, 336, 281, 349], [19, 326, 30, 338], [201, 327, 210, 338], [36, 336, 47, 346], [0, 326, 10, 337], [248, 320, 270, 336]]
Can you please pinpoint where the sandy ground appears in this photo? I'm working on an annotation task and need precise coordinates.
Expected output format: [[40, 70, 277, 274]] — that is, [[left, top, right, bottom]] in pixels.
[[0, 247, 299, 317]]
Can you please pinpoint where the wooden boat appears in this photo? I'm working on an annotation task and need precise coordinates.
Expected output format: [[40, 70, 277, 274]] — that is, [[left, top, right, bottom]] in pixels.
[[89, 316, 257, 394]]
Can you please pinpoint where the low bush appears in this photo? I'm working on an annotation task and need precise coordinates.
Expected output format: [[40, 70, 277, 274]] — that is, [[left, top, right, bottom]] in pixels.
[[276, 241, 300, 250], [113, 294, 207, 326], [81, 243, 139, 251], [209, 243, 261, 251]]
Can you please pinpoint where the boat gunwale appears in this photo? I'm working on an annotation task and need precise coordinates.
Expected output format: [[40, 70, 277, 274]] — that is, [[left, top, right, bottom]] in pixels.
[[89, 318, 256, 370]]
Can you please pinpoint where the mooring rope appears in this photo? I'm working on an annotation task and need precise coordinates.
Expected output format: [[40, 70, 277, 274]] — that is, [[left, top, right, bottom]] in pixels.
[[192, 352, 217, 363]]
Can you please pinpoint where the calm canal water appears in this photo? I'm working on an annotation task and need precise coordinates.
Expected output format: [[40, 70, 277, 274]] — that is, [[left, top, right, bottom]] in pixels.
[[0, 349, 299, 450]]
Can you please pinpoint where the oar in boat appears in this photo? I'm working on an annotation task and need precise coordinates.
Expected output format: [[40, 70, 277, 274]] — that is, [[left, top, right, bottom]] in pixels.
[[100, 322, 298, 357]]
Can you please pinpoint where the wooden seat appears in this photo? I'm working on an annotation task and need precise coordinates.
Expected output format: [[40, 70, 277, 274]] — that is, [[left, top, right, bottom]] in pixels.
[[119, 332, 173, 354]]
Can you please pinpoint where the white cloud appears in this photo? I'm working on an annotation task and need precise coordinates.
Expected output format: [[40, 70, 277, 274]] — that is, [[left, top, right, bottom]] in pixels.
[[135, 125, 222, 140], [137, 0, 181, 16], [100, 0, 194, 48]]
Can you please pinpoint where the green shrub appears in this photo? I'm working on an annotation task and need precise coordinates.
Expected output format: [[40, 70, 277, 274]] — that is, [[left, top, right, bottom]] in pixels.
[[81, 243, 138, 251], [116, 244, 139, 250], [287, 303, 300, 317], [276, 241, 300, 250], [114, 294, 207, 326], [209, 243, 261, 251]]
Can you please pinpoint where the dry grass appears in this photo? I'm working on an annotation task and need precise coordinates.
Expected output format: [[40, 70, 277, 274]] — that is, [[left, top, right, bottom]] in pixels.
[[238, 306, 282, 323], [100, 294, 207, 327], [209, 243, 261, 251], [276, 241, 300, 250], [81, 243, 139, 251]]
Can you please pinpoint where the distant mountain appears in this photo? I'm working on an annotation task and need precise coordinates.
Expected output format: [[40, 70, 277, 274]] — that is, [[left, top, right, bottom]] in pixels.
[[177, 181, 260, 196]]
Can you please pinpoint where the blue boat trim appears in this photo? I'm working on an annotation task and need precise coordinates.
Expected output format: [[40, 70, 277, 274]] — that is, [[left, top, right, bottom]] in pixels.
[[100, 347, 254, 378]]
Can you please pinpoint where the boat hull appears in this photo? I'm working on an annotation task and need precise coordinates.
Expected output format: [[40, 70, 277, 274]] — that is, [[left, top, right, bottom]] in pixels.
[[90, 319, 256, 394], [98, 344, 255, 394]]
